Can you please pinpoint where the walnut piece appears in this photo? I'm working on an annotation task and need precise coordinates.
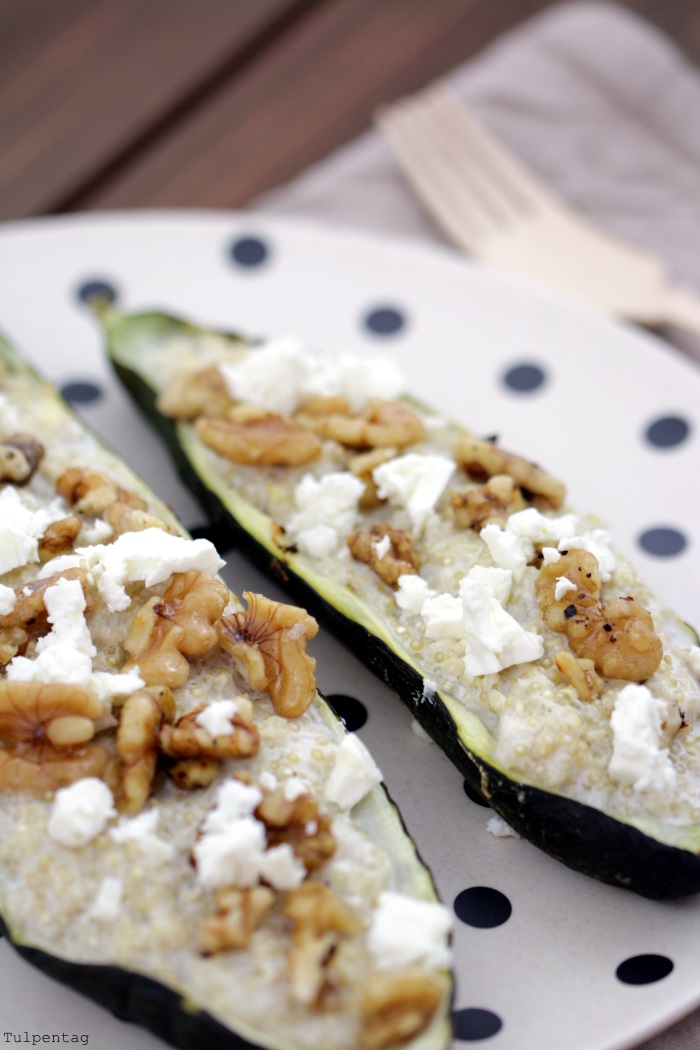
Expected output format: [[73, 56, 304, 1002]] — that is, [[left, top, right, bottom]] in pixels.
[[296, 397, 425, 451], [38, 516, 83, 562], [283, 883, 361, 1006], [554, 650, 603, 702], [536, 550, 663, 682], [156, 366, 236, 421], [114, 686, 175, 814], [168, 756, 222, 791], [347, 525, 420, 587], [455, 436, 565, 509], [0, 434, 44, 484], [201, 886, 276, 954], [360, 970, 446, 1049], [0, 569, 89, 633], [256, 788, 335, 873], [195, 413, 322, 466], [104, 502, 176, 538], [56, 467, 147, 517], [217, 592, 319, 719], [160, 697, 259, 760], [451, 474, 526, 530], [0, 681, 108, 793], [123, 570, 229, 688], [348, 447, 398, 509]]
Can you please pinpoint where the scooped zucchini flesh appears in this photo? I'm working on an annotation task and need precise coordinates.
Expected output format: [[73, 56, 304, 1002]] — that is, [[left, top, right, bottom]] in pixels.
[[102, 307, 700, 899], [0, 332, 454, 1050]]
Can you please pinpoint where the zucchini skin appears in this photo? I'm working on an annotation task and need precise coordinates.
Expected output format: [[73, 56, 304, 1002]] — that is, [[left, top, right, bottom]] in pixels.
[[0, 332, 453, 1050], [107, 318, 700, 900]]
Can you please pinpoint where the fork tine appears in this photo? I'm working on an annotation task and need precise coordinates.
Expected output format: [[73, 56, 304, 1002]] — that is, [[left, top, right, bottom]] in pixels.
[[377, 100, 493, 251], [424, 86, 554, 213], [377, 99, 494, 251]]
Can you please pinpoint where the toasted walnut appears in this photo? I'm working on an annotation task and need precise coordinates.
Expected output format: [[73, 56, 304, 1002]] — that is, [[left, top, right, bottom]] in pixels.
[[451, 474, 526, 530], [0, 434, 44, 484], [201, 885, 276, 955], [348, 525, 420, 587], [195, 413, 321, 466], [0, 628, 27, 667], [104, 501, 176, 538], [360, 970, 447, 1049], [283, 883, 361, 1006], [536, 551, 663, 682], [56, 467, 147, 516], [38, 516, 82, 562], [455, 436, 565, 509], [217, 593, 318, 719], [554, 651, 603, 702], [0, 682, 108, 793], [257, 789, 336, 872], [115, 686, 175, 814], [157, 366, 236, 420], [283, 882, 360, 938], [348, 447, 398, 509], [160, 697, 259, 760], [296, 397, 425, 451], [168, 757, 222, 790], [123, 570, 229, 688]]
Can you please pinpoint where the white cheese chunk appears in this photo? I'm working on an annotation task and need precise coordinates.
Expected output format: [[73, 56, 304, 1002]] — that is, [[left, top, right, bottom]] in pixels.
[[195, 698, 242, 738], [554, 576, 577, 601], [0, 488, 67, 576], [420, 593, 467, 640], [481, 508, 578, 571], [194, 817, 267, 889], [86, 875, 124, 922], [373, 453, 455, 532], [609, 684, 676, 790], [395, 574, 436, 614], [367, 892, 453, 971], [459, 567, 543, 676], [541, 546, 561, 566], [219, 337, 404, 415], [257, 844, 305, 890], [203, 780, 263, 833], [374, 534, 391, 560], [486, 814, 520, 839], [7, 576, 95, 686], [0, 583, 16, 615], [324, 735, 382, 809], [48, 778, 116, 848], [40, 529, 224, 612], [109, 808, 176, 863], [286, 472, 364, 557]]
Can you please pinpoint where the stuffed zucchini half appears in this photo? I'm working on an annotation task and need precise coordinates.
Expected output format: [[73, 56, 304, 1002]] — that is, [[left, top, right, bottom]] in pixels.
[[0, 331, 454, 1050], [103, 308, 700, 900]]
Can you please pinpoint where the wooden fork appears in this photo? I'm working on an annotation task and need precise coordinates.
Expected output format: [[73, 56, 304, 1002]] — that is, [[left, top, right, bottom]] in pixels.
[[377, 85, 700, 337]]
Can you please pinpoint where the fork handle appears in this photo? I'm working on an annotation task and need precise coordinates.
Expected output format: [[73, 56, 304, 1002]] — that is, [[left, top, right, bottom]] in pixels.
[[659, 285, 700, 339]]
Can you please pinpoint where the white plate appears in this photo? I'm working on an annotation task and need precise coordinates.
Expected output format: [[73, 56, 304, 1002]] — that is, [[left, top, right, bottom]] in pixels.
[[0, 212, 698, 1050]]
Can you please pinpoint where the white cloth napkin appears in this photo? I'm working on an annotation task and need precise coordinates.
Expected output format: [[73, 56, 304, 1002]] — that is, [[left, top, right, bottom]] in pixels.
[[256, 3, 700, 1047], [258, 0, 700, 360]]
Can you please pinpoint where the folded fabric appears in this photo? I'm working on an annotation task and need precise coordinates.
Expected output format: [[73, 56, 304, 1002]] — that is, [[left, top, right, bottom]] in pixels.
[[257, 1, 700, 357]]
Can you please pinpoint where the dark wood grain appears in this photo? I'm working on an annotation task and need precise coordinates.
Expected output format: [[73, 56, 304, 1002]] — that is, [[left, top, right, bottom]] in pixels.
[[0, 0, 319, 220], [0, 0, 697, 221]]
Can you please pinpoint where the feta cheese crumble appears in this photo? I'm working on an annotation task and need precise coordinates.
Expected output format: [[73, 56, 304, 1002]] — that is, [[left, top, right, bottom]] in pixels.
[[459, 566, 543, 676], [395, 574, 436, 614], [7, 576, 96, 686], [39, 528, 224, 612], [373, 454, 455, 532], [48, 778, 116, 848], [324, 735, 382, 809], [366, 892, 453, 971], [86, 875, 124, 922], [0, 487, 67, 576], [109, 808, 176, 864], [0, 583, 16, 615], [609, 684, 676, 791], [286, 472, 364, 557], [195, 698, 243, 737]]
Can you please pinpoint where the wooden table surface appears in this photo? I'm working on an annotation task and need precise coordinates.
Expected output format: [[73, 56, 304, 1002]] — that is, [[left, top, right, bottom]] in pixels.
[[1, 0, 699, 223]]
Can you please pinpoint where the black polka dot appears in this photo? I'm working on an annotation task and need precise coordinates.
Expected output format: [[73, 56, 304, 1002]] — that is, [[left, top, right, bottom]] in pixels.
[[644, 415, 691, 449], [454, 886, 512, 929], [229, 236, 269, 267], [616, 954, 674, 985], [326, 694, 368, 732], [363, 306, 406, 336], [188, 522, 237, 554], [502, 363, 546, 393], [638, 527, 687, 557], [76, 279, 118, 305], [60, 380, 104, 405], [453, 1008, 503, 1041], [463, 778, 490, 808]]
